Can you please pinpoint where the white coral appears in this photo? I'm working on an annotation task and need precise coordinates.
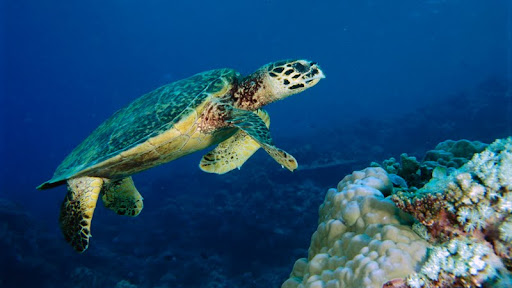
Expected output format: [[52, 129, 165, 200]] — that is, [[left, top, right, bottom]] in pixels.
[[467, 183, 486, 203], [457, 204, 492, 232], [478, 205, 494, 220], [415, 239, 494, 283], [498, 193, 512, 213], [453, 261, 467, 276], [469, 256, 486, 275], [499, 219, 512, 243], [467, 210, 486, 231], [420, 247, 450, 281], [406, 274, 425, 288], [456, 207, 471, 224], [456, 240, 472, 260], [464, 219, 477, 232], [467, 137, 512, 193], [421, 263, 440, 281]]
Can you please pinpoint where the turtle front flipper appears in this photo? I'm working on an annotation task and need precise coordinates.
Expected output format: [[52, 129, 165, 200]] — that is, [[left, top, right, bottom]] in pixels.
[[60, 176, 103, 253], [102, 177, 143, 217], [226, 108, 298, 171], [200, 109, 270, 174]]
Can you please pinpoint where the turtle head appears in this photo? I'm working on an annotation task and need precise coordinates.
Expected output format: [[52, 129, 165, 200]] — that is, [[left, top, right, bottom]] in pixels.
[[264, 59, 325, 100], [233, 59, 324, 110]]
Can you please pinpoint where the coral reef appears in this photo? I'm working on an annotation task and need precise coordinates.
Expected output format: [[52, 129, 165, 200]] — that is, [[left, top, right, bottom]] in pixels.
[[283, 138, 512, 288], [281, 167, 430, 288]]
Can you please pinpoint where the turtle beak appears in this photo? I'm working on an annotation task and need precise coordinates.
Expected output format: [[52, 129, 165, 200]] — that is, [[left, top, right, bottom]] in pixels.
[[303, 61, 325, 87], [314, 63, 325, 79]]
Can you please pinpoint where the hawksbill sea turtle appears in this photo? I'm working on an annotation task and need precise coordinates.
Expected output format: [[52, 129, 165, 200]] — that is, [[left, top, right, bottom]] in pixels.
[[37, 59, 325, 252]]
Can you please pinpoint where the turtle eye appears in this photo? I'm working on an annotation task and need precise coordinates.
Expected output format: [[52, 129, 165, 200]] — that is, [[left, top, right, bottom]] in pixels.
[[292, 62, 308, 73]]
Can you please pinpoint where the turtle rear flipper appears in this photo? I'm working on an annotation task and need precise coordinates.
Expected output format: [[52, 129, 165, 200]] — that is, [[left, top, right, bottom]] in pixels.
[[226, 108, 298, 171], [102, 177, 143, 217], [60, 176, 103, 253], [200, 110, 270, 174]]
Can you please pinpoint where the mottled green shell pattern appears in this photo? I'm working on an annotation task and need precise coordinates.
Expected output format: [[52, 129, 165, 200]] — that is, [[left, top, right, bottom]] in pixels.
[[47, 68, 239, 184]]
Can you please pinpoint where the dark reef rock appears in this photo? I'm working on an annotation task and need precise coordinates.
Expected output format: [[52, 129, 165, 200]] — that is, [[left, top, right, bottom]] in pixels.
[[374, 139, 488, 191]]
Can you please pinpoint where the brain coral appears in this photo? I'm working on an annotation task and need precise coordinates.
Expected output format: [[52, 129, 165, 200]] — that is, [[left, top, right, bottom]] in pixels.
[[282, 167, 430, 288]]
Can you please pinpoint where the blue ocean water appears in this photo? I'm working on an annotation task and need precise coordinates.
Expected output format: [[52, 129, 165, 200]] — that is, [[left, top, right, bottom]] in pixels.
[[1, 0, 510, 287]]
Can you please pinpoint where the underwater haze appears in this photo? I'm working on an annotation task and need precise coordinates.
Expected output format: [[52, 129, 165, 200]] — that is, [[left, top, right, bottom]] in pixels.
[[1, 0, 511, 287]]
